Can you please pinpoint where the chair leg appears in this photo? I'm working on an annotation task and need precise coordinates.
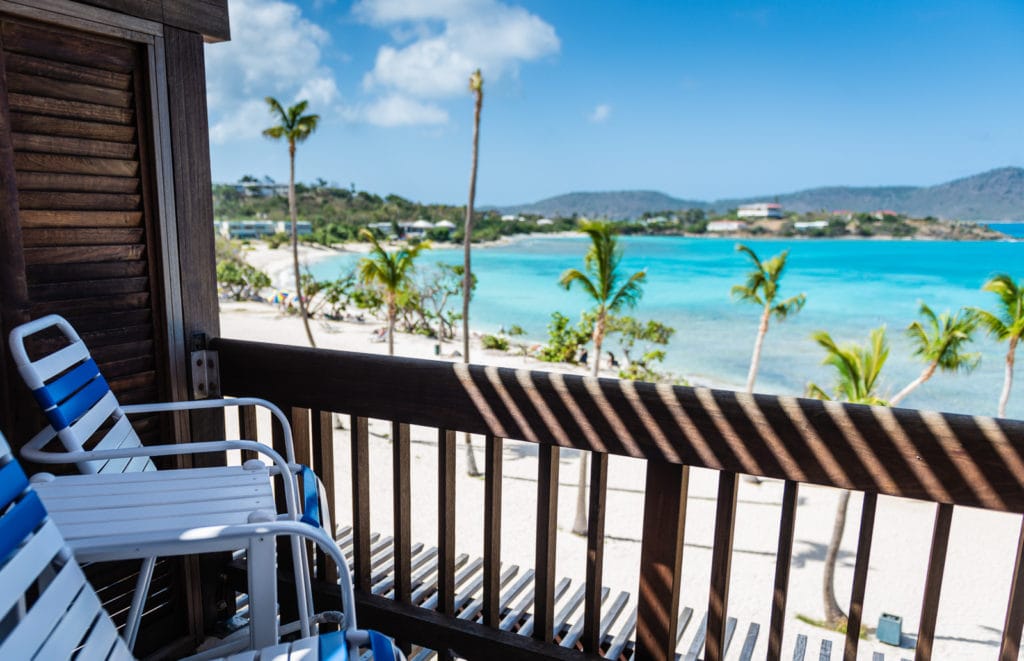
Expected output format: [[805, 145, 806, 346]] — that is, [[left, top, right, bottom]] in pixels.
[[126, 556, 156, 650], [248, 534, 278, 650]]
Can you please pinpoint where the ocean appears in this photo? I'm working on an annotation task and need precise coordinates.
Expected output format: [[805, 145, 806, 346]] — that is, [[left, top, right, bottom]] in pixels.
[[308, 233, 1024, 419]]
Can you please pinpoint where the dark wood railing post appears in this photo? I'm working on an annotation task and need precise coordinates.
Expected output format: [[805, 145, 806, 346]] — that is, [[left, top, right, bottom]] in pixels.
[[392, 421, 412, 605], [706, 471, 738, 661], [915, 503, 953, 661], [437, 428, 456, 617], [534, 445, 560, 643], [844, 492, 877, 661], [768, 480, 799, 661], [350, 416, 372, 592], [999, 516, 1024, 661], [583, 452, 608, 654], [636, 461, 689, 660], [483, 435, 504, 628], [311, 410, 338, 583]]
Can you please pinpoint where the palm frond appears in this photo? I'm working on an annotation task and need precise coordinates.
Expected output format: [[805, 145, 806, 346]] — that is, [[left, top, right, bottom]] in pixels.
[[559, 268, 601, 300]]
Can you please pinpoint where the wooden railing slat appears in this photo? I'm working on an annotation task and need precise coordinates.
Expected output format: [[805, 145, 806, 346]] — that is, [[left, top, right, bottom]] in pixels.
[[533, 445, 560, 642], [768, 480, 800, 661], [915, 502, 953, 661], [393, 421, 412, 604], [706, 471, 739, 661], [311, 410, 338, 582], [636, 462, 689, 660], [583, 452, 608, 654], [350, 415, 372, 592], [999, 516, 1024, 661], [844, 492, 877, 661], [484, 435, 503, 627], [238, 405, 258, 464], [437, 428, 456, 617]]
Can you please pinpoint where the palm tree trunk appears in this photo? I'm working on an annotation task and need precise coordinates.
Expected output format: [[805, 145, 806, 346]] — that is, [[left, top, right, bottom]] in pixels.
[[289, 143, 316, 348], [386, 295, 395, 356], [823, 489, 850, 628], [573, 312, 605, 536], [461, 80, 483, 478], [890, 362, 938, 406], [745, 305, 771, 393], [998, 337, 1017, 418]]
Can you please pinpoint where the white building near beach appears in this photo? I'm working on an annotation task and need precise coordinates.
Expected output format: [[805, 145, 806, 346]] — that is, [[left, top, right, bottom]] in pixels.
[[738, 203, 784, 219], [706, 220, 747, 232]]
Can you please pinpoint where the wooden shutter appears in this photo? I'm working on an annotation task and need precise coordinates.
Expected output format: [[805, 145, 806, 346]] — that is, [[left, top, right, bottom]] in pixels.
[[3, 18, 167, 408], [0, 16, 184, 655]]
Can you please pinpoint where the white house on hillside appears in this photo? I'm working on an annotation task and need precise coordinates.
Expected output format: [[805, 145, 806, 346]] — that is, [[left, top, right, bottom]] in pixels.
[[737, 203, 783, 219], [707, 220, 747, 233]]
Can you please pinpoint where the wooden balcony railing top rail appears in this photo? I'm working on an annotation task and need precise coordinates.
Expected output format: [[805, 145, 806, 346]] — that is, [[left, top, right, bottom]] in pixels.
[[212, 337, 1024, 661]]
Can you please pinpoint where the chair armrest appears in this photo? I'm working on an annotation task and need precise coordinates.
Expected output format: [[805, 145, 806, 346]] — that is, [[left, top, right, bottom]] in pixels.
[[76, 519, 359, 628], [22, 438, 301, 522], [120, 397, 296, 464]]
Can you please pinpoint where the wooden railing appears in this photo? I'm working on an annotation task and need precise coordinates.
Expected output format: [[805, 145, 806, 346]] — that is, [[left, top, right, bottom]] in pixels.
[[212, 337, 1024, 661]]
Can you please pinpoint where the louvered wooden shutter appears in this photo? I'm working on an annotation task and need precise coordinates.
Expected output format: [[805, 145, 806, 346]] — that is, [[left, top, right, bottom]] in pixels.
[[4, 18, 167, 412], [0, 16, 184, 654]]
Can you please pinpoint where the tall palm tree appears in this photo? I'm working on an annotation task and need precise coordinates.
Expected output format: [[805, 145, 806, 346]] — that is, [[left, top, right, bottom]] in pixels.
[[263, 97, 320, 347], [806, 326, 889, 629], [972, 274, 1024, 418], [731, 244, 806, 393], [356, 229, 428, 356], [889, 303, 980, 406], [462, 69, 484, 477], [560, 220, 647, 535]]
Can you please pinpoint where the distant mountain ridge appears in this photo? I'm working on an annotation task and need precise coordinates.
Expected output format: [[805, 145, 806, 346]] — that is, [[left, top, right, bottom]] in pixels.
[[500, 167, 1024, 221]]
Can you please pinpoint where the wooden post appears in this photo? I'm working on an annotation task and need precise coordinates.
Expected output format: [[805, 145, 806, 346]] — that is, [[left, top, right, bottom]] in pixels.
[[636, 462, 689, 660]]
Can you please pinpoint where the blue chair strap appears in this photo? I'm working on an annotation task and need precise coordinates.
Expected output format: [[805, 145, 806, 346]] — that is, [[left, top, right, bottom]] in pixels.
[[369, 630, 397, 661], [317, 629, 349, 661], [299, 465, 322, 528], [34, 369, 110, 431], [33, 358, 100, 409], [0, 460, 30, 510], [0, 490, 47, 564]]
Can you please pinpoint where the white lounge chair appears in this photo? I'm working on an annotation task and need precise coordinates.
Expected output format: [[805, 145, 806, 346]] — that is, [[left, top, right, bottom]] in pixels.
[[0, 430, 403, 660], [8, 314, 324, 653]]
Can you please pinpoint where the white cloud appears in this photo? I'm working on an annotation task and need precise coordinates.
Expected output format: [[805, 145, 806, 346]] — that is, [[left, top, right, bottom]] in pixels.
[[348, 94, 449, 127], [353, 0, 559, 120], [589, 103, 611, 123], [205, 0, 339, 143]]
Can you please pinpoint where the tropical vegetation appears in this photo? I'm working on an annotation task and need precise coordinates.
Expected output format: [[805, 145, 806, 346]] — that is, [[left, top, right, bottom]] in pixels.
[[731, 243, 806, 393], [262, 97, 320, 347], [889, 303, 980, 406], [972, 274, 1024, 417], [806, 326, 890, 630], [558, 220, 647, 535], [356, 228, 429, 356]]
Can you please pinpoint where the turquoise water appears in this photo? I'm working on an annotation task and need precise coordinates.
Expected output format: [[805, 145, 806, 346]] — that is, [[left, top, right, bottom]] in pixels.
[[309, 236, 1024, 419], [988, 222, 1024, 238]]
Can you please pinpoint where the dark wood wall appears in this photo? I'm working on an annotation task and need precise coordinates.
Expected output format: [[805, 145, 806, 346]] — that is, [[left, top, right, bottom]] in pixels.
[[0, 3, 228, 655]]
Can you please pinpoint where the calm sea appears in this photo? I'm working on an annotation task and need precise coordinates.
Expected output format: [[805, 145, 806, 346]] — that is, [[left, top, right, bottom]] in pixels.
[[309, 234, 1024, 419]]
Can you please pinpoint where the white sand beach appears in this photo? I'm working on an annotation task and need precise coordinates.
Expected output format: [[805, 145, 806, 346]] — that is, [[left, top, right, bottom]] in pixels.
[[219, 243, 1021, 659]]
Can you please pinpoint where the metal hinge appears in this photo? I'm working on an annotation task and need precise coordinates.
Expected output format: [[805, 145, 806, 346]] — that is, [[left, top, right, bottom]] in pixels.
[[190, 333, 220, 399]]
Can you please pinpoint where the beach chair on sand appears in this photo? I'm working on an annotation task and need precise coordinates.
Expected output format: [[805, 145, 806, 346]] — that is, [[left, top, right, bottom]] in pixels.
[[8, 314, 326, 653], [0, 431, 403, 660]]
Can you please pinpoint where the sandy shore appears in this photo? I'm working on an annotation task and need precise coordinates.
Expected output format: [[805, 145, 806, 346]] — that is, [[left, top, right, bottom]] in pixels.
[[219, 244, 1020, 659]]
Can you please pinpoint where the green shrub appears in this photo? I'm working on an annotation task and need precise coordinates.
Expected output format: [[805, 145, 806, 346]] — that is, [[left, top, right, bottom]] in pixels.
[[481, 334, 509, 351]]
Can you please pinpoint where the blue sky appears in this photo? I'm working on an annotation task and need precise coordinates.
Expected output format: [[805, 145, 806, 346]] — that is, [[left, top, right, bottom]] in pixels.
[[205, 0, 1024, 206]]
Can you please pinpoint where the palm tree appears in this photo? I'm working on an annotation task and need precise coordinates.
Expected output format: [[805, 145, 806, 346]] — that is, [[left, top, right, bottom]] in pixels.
[[263, 97, 320, 347], [889, 303, 980, 406], [560, 220, 647, 535], [731, 244, 806, 393], [356, 229, 429, 356], [806, 326, 889, 629], [972, 274, 1024, 418], [462, 69, 484, 477]]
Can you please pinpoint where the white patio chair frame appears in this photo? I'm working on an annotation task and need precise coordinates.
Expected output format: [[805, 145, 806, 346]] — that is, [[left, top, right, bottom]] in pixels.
[[0, 431, 402, 661], [8, 314, 322, 652]]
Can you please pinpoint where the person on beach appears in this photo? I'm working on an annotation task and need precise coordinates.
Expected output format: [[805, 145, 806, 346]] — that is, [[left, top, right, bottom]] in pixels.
[[607, 351, 619, 369]]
